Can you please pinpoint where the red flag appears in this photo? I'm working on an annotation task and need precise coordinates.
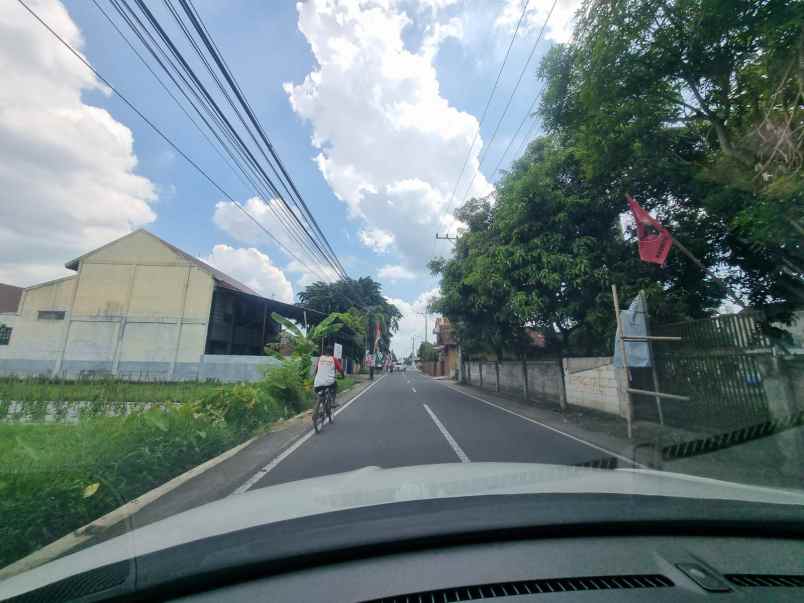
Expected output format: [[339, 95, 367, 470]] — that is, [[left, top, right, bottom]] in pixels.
[[374, 319, 381, 349], [626, 194, 673, 265]]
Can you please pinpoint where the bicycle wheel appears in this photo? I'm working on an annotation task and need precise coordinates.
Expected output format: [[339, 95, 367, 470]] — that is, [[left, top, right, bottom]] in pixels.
[[313, 397, 325, 433]]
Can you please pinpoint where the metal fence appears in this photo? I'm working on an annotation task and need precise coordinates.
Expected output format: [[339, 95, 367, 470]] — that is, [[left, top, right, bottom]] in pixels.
[[636, 313, 771, 431]]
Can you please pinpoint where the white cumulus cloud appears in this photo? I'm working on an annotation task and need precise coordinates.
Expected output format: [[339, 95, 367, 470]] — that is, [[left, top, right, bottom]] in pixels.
[[284, 0, 491, 272], [378, 264, 416, 282], [0, 0, 157, 286], [495, 0, 582, 44], [213, 197, 340, 287], [359, 227, 395, 253], [203, 244, 294, 303]]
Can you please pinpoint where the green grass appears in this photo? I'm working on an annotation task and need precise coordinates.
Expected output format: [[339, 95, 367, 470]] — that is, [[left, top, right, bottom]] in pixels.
[[0, 410, 240, 569], [0, 370, 317, 570], [0, 377, 222, 404], [336, 376, 356, 393]]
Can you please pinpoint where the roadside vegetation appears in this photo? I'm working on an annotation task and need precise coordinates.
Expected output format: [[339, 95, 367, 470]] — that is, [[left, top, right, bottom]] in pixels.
[[0, 377, 221, 404], [431, 0, 803, 359], [0, 309, 361, 569]]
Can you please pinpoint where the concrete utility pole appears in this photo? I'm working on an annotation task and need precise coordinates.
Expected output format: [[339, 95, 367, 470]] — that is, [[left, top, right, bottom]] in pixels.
[[416, 310, 429, 344]]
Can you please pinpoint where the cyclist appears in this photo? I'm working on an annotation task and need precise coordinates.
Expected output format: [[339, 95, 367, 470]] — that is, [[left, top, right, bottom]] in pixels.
[[313, 345, 344, 406]]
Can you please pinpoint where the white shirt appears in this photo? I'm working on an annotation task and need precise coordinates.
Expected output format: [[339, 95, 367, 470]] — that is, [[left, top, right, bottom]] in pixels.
[[314, 355, 337, 388]]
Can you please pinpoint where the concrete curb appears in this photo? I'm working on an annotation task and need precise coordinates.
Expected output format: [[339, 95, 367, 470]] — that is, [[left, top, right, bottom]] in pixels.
[[0, 379, 370, 578]]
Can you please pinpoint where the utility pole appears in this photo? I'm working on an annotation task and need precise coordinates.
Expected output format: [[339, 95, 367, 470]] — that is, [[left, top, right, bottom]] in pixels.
[[416, 310, 429, 344], [411, 335, 416, 361]]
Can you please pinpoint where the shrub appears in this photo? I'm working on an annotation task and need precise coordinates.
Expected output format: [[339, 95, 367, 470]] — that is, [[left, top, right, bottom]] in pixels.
[[194, 382, 283, 436], [259, 357, 312, 415]]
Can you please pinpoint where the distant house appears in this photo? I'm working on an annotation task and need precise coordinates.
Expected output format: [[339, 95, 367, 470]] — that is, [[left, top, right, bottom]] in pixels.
[[432, 317, 459, 378], [0, 229, 319, 381]]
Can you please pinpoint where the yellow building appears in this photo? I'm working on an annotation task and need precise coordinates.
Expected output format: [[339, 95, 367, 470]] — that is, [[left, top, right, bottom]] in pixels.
[[0, 230, 312, 381]]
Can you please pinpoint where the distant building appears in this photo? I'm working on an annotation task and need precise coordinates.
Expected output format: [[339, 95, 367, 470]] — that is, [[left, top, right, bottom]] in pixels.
[[0, 229, 318, 381]]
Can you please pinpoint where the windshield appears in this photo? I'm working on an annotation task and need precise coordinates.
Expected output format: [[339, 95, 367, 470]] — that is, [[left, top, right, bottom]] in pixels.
[[1, 0, 802, 592]]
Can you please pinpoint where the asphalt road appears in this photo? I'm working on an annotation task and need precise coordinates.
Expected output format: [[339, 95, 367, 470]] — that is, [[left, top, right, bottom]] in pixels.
[[251, 370, 608, 490]]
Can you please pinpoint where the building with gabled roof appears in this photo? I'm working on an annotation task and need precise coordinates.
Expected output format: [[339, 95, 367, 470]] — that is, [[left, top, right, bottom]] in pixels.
[[0, 229, 319, 381]]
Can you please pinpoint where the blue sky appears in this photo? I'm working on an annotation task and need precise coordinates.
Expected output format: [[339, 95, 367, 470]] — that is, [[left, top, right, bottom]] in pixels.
[[0, 0, 579, 356]]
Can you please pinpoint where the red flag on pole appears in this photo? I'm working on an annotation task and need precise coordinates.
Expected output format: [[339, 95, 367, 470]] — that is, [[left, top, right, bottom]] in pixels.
[[626, 194, 673, 265], [374, 319, 381, 350]]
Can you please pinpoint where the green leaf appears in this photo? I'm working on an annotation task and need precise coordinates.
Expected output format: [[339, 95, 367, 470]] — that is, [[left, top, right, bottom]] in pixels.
[[271, 312, 304, 338], [143, 410, 168, 432]]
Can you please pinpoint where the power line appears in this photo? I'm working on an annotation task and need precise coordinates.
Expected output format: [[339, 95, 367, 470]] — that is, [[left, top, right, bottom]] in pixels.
[[180, 0, 346, 278], [515, 113, 540, 158], [455, 0, 558, 210], [489, 81, 546, 181], [110, 0, 341, 280], [162, 0, 346, 278], [441, 0, 532, 224], [15, 0, 332, 283], [106, 0, 329, 278]]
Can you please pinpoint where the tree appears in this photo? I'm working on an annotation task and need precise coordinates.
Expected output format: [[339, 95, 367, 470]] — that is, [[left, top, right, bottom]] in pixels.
[[297, 277, 402, 357], [539, 0, 804, 321], [429, 196, 533, 360], [417, 341, 438, 362], [433, 136, 728, 358], [269, 311, 364, 366]]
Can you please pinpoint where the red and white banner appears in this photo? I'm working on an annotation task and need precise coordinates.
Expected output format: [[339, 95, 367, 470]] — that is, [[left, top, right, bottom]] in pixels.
[[626, 194, 673, 265]]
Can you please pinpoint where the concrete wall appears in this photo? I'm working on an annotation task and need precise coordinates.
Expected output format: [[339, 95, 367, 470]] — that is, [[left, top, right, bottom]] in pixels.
[[464, 359, 563, 404], [563, 357, 625, 417]]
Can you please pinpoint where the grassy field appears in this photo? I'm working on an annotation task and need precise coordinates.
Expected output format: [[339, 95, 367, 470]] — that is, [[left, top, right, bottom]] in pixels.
[[0, 408, 241, 569], [0, 377, 222, 403], [0, 369, 363, 568]]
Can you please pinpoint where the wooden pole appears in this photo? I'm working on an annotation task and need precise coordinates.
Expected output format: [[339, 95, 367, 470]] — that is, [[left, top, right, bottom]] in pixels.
[[640, 290, 665, 426], [612, 284, 633, 439]]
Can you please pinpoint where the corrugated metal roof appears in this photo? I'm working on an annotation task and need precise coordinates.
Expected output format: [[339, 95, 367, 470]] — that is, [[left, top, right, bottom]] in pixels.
[[0, 282, 23, 313]]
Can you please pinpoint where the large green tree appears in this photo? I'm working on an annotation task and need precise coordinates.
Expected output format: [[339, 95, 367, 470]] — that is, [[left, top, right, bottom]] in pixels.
[[539, 0, 804, 321], [297, 277, 402, 354], [433, 137, 726, 358]]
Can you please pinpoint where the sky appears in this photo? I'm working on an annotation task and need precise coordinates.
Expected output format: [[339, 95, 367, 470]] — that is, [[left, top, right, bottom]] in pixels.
[[0, 0, 581, 358]]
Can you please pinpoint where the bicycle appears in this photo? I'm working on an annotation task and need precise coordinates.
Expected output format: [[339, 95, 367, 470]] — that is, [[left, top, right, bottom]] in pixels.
[[312, 385, 335, 433]]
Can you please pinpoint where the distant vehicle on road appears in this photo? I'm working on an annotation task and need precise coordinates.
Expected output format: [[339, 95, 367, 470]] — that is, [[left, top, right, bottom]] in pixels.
[[394, 363, 406, 372]]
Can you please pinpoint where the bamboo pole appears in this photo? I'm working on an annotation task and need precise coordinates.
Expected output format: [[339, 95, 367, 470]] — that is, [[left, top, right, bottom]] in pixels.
[[612, 284, 633, 439]]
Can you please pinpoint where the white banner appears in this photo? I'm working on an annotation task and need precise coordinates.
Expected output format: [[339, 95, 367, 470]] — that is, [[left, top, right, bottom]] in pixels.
[[333, 342, 343, 359]]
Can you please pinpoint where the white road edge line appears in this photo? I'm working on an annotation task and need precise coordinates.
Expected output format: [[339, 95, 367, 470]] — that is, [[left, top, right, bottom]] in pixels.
[[422, 403, 470, 463], [230, 376, 387, 495], [437, 382, 646, 469]]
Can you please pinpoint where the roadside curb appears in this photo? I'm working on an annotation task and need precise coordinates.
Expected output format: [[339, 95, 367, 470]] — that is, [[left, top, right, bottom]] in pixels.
[[0, 377, 373, 578]]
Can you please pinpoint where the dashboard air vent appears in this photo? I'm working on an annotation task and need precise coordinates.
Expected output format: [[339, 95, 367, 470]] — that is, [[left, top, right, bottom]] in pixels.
[[725, 574, 804, 588], [365, 574, 673, 602]]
